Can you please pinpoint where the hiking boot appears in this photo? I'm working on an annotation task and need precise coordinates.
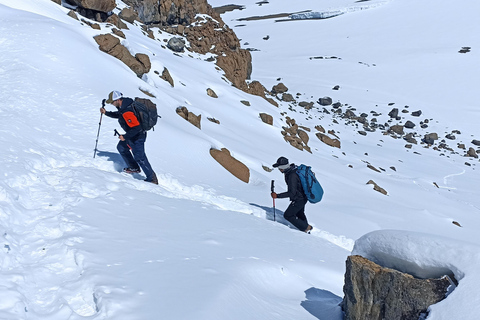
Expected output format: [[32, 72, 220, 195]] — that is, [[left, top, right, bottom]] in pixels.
[[123, 167, 141, 174], [305, 225, 313, 234], [145, 173, 158, 185]]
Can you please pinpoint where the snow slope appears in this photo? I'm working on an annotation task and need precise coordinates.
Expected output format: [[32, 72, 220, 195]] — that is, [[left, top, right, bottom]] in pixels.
[[0, 0, 479, 319]]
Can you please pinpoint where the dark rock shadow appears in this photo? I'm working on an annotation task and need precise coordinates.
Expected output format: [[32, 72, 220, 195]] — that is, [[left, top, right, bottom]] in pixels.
[[301, 287, 344, 320]]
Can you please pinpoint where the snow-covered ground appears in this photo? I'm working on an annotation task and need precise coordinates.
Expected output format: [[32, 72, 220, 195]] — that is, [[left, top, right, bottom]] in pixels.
[[0, 0, 479, 319]]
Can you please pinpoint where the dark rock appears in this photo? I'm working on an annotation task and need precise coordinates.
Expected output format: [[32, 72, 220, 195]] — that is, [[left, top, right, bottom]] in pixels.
[[167, 37, 186, 52], [404, 121, 415, 129], [388, 108, 399, 119], [411, 110, 422, 117], [318, 96, 333, 106], [271, 83, 288, 94], [423, 133, 439, 145], [472, 140, 480, 146]]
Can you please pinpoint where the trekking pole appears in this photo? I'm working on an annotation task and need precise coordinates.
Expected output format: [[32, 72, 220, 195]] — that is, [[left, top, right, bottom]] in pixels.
[[93, 99, 106, 158], [271, 180, 276, 222], [114, 129, 132, 150]]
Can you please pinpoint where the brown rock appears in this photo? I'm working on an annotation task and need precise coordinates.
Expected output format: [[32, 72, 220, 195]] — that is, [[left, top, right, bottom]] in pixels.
[[68, 0, 116, 13], [259, 113, 273, 125], [271, 82, 288, 94], [161, 67, 174, 87], [298, 130, 309, 145], [316, 133, 341, 148], [366, 180, 387, 195], [210, 148, 250, 183], [343, 255, 451, 320], [106, 14, 129, 30], [119, 7, 138, 24], [67, 10, 78, 20], [207, 88, 218, 98], [93, 34, 150, 77], [51, 0, 62, 4], [112, 28, 126, 39], [315, 125, 326, 133], [176, 106, 201, 129]]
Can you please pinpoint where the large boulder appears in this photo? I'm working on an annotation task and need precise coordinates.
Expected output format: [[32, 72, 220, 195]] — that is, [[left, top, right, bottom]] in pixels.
[[210, 148, 250, 183], [94, 34, 151, 77], [343, 255, 451, 320], [67, 0, 116, 13]]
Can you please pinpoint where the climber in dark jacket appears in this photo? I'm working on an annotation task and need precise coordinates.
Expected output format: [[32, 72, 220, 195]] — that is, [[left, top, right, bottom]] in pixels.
[[271, 156, 312, 233], [100, 90, 158, 184]]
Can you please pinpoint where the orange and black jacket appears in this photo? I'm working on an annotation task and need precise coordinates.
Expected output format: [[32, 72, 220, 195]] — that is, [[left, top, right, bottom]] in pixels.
[[105, 97, 142, 141]]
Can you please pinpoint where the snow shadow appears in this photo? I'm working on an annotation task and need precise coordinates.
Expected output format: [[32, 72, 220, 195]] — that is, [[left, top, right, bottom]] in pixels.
[[301, 287, 343, 320], [95, 150, 124, 171], [249, 203, 294, 226]]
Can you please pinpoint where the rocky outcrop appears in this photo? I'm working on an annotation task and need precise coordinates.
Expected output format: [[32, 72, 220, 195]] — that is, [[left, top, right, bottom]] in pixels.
[[343, 255, 451, 320], [176, 106, 201, 129], [94, 34, 151, 77], [281, 117, 311, 153], [210, 148, 250, 183], [67, 0, 116, 13]]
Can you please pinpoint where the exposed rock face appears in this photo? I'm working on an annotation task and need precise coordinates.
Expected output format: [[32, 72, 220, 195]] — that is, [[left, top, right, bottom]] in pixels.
[[67, 0, 116, 13], [94, 34, 151, 77], [343, 255, 451, 320], [210, 148, 250, 183], [176, 106, 201, 129]]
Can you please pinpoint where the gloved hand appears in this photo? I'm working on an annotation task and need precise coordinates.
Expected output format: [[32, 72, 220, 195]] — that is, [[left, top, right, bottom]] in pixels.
[[271, 192, 277, 199]]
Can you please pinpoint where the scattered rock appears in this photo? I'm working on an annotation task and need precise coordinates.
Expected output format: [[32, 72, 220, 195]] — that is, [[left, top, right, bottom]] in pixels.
[[240, 100, 250, 106], [119, 7, 138, 24], [388, 108, 399, 119], [404, 120, 415, 129], [367, 165, 381, 173], [207, 117, 220, 124], [411, 110, 422, 117], [389, 125, 404, 135], [282, 93, 294, 102], [210, 148, 250, 183], [206, 88, 218, 98], [472, 140, 480, 146], [176, 106, 201, 129], [452, 221, 462, 227], [167, 37, 186, 52], [423, 133, 439, 145], [271, 82, 288, 94], [316, 133, 340, 148], [343, 255, 451, 320], [259, 113, 273, 125], [366, 180, 387, 195], [68, 0, 116, 13], [466, 147, 478, 158], [160, 67, 174, 87], [318, 96, 333, 106]]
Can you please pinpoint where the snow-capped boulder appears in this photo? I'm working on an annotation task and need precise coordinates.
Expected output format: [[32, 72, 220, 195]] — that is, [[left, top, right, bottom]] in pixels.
[[343, 255, 451, 320]]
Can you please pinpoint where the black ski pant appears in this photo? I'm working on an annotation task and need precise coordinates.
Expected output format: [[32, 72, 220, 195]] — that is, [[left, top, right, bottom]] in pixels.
[[283, 198, 309, 232]]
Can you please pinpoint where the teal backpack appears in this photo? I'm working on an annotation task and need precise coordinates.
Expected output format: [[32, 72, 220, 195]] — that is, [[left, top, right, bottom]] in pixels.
[[296, 164, 324, 203]]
